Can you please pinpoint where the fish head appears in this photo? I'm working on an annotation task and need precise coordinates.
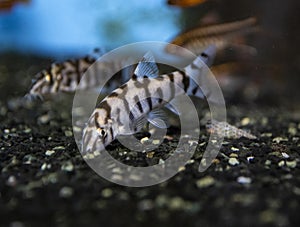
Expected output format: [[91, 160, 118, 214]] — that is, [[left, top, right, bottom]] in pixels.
[[81, 109, 115, 154], [27, 70, 60, 100]]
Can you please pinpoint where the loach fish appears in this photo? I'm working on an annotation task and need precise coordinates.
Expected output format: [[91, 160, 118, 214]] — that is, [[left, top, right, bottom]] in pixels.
[[167, 0, 207, 8], [82, 45, 217, 154], [165, 17, 259, 56], [26, 52, 132, 101]]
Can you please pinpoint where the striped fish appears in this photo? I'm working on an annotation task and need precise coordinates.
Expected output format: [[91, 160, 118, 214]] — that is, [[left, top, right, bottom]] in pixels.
[[0, 0, 29, 10], [165, 17, 259, 56], [82, 46, 217, 154], [167, 0, 207, 8], [26, 52, 132, 101]]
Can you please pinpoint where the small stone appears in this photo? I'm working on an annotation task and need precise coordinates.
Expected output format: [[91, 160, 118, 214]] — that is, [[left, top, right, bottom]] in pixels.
[[146, 151, 155, 158], [9, 221, 25, 227], [286, 160, 297, 168], [101, 188, 113, 198], [45, 150, 55, 156], [152, 139, 160, 145], [41, 163, 47, 171], [288, 126, 297, 136], [247, 156, 254, 162], [265, 160, 271, 166], [231, 147, 239, 152], [59, 187, 73, 198], [41, 163, 51, 171], [138, 199, 154, 211], [129, 174, 142, 181], [23, 128, 32, 133], [293, 187, 300, 196], [53, 146, 65, 150], [196, 176, 215, 188], [237, 176, 252, 184], [278, 160, 285, 167], [261, 117, 268, 126], [168, 197, 185, 210], [159, 159, 165, 165], [272, 137, 288, 143], [261, 133, 272, 137], [64, 130, 73, 137], [163, 135, 173, 140], [7, 175, 17, 186], [228, 157, 240, 166], [23, 154, 36, 164], [241, 117, 250, 126], [198, 141, 206, 147], [155, 195, 168, 207], [38, 114, 50, 124], [140, 137, 149, 144], [281, 152, 289, 159], [61, 161, 74, 172], [178, 166, 186, 172], [229, 153, 238, 158], [111, 174, 123, 181]]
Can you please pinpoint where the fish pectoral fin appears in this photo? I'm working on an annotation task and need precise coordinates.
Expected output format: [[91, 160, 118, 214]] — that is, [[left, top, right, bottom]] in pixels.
[[164, 100, 180, 116], [132, 116, 148, 133], [133, 51, 159, 78], [147, 109, 169, 129]]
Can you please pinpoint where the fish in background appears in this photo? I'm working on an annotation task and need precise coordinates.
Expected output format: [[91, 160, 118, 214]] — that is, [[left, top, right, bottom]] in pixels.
[[25, 50, 133, 101], [167, 0, 208, 8], [165, 17, 260, 57], [0, 0, 29, 10]]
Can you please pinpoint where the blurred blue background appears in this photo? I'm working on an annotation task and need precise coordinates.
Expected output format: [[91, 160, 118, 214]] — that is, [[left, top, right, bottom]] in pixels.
[[0, 0, 180, 57]]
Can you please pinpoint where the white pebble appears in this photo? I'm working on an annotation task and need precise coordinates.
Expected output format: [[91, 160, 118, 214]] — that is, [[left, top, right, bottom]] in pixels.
[[228, 157, 240, 166], [237, 176, 252, 184]]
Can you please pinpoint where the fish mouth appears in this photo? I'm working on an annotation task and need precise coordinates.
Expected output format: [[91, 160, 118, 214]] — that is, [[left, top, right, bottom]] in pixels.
[[81, 126, 105, 155]]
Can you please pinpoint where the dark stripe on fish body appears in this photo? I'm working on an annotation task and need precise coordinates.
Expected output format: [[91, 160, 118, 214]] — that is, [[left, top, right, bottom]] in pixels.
[[119, 83, 128, 90], [100, 100, 112, 122], [129, 110, 135, 121], [122, 98, 131, 116], [167, 73, 174, 82], [115, 108, 123, 126], [168, 73, 176, 99], [156, 87, 164, 103], [109, 127, 114, 140], [133, 78, 147, 89], [132, 74, 137, 80], [94, 112, 101, 129], [201, 52, 208, 59], [147, 97, 153, 111], [134, 95, 144, 113], [180, 70, 190, 92], [192, 86, 198, 95], [109, 92, 119, 98]]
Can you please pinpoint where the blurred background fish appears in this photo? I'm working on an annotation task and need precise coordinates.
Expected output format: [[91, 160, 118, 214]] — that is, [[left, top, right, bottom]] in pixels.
[[0, 0, 29, 11], [165, 17, 260, 57], [167, 0, 208, 8]]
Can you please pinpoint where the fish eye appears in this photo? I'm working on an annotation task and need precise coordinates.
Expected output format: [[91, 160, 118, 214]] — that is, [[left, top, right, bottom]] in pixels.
[[97, 128, 107, 139]]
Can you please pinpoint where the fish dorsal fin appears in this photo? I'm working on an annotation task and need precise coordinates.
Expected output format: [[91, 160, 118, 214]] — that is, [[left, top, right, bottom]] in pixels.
[[134, 51, 159, 78]]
